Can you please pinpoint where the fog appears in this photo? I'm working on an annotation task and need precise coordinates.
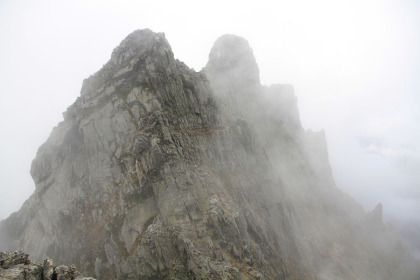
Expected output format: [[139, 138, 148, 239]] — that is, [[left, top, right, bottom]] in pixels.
[[0, 0, 419, 239]]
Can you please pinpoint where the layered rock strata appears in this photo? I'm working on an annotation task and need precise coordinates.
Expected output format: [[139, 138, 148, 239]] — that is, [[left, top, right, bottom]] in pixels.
[[0, 29, 419, 279]]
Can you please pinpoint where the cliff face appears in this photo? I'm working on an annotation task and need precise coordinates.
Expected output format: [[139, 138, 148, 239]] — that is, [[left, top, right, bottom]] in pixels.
[[0, 29, 419, 280]]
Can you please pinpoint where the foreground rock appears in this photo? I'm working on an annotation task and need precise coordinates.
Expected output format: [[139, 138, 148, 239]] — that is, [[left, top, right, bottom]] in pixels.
[[0, 251, 95, 280], [0, 29, 419, 279]]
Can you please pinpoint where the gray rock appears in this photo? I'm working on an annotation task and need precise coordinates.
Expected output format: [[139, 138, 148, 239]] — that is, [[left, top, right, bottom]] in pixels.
[[0, 252, 28, 269], [55, 265, 76, 280], [43, 259, 54, 280], [0, 251, 95, 280], [22, 263, 43, 280], [0, 29, 419, 280], [0, 266, 26, 280]]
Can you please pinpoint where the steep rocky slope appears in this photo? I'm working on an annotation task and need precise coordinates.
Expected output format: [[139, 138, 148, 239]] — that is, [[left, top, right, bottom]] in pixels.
[[1, 29, 419, 279]]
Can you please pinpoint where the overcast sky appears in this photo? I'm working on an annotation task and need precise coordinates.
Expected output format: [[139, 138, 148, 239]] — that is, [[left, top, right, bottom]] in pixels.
[[0, 0, 419, 226]]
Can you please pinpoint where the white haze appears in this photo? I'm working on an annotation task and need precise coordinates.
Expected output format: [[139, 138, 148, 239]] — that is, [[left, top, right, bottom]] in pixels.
[[0, 0, 419, 234]]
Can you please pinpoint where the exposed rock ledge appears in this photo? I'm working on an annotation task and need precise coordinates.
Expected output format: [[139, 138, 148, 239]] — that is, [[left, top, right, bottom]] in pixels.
[[0, 251, 95, 280]]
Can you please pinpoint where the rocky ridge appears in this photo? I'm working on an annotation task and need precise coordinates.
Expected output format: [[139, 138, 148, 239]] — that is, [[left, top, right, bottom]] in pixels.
[[0, 29, 419, 279], [0, 251, 95, 280]]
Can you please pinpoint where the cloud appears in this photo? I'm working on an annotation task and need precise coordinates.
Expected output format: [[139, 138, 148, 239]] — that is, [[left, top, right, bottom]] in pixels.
[[364, 143, 412, 158], [0, 0, 419, 236]]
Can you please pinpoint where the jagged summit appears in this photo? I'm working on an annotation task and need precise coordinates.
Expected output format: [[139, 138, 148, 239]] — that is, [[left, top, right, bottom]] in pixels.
[[1, 29, 419, 280], [205, 34, 260, 84], [80, 29, 175, 99], [110, 29, 171, 67]]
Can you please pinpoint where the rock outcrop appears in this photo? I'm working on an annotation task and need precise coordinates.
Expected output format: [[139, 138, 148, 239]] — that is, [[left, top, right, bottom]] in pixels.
[[0, 29, 419, 279], [0, 251, 95, 280]]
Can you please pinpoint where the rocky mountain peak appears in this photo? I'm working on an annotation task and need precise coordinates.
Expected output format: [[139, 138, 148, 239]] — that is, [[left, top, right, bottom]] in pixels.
[[80, 29, 175, 99], [205, 34, 260, 84], [1, 29, 419, 280], [110, 29, 172, 67]]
